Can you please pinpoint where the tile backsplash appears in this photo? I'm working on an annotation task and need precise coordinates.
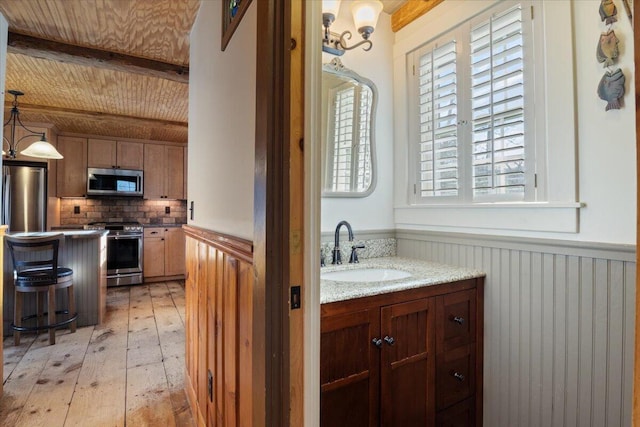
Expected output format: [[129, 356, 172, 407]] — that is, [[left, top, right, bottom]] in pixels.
[[59, 198, 187, 226], [320, 238, 396, 264]]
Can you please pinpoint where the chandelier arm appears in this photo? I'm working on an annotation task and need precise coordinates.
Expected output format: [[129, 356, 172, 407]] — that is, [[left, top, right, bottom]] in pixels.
[[15, 133, 46, 148], [14, 112, 46, 136]]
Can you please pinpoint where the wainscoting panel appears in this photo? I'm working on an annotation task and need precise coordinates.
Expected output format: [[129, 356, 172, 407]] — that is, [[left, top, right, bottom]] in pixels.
[[183, 225, 254, 427], [396, 231, 636, 427]]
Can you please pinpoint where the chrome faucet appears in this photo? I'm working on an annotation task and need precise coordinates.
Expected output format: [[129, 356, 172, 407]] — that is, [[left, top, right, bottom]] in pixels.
[[332, 220, 354, 264]]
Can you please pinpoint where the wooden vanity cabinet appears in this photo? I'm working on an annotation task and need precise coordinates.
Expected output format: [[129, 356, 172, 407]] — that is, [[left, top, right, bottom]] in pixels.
[[321, 278, 483, 427]]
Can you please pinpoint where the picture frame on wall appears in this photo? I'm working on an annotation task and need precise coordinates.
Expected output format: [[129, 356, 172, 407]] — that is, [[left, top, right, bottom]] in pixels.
[[221, 0, 254, 51]]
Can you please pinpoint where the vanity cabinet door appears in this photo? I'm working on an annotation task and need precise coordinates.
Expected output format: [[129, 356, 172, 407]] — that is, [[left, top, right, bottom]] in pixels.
[[321, 308, 380, 427], [380, 298, 436, 426]]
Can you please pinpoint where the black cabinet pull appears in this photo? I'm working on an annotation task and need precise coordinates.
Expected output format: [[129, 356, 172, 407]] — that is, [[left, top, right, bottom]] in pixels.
[[372, 338, 383, 348], [453, 372, 465, 382], [452, 316, 465, 325], [383, 336, 395, 346]]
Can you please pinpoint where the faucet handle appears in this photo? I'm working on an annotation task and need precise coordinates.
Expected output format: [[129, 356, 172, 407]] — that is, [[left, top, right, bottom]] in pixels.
[[349, 243, 365, 264]]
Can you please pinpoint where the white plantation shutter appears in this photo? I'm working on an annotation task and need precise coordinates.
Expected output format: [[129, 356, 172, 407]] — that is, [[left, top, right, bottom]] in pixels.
[[470, 5, 525, 199], [417, 41, 458, 198], [328, 84, 373, 192], [409, 1, 535, 205], [330, 85, 355, 192]]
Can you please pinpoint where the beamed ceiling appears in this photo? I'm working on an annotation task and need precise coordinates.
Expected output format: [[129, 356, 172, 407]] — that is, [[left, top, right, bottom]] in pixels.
[[0, 0, 438, 145], [0, 0, 200, 144]]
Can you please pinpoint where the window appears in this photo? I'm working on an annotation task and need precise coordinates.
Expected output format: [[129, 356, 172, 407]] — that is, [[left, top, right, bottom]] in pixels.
[[409, 2, 535, 204]]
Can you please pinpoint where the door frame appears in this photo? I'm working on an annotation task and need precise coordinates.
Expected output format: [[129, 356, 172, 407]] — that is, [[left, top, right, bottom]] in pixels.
[[633, 8, 639, 426]]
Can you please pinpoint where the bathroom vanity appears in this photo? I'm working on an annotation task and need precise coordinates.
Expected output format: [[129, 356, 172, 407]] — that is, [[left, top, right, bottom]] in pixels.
[[320, 257, 485, 426]]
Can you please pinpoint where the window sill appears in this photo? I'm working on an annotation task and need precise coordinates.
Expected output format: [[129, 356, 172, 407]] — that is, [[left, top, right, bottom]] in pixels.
[[394, 202, 584, 233]]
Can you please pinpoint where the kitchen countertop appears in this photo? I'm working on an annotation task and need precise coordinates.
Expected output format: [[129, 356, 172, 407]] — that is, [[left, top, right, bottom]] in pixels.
[[320, 256, 485, 304], [8, 230, 108, 239]]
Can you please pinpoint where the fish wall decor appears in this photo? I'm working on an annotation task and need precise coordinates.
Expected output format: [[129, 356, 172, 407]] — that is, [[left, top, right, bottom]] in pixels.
[[596, 30, 620, 67], [597, 68, 625, 111], [599, 0, 618, 24]]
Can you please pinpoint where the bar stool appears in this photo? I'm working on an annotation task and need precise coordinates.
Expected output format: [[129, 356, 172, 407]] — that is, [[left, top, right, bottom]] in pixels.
[[5, 233, 77, 345]]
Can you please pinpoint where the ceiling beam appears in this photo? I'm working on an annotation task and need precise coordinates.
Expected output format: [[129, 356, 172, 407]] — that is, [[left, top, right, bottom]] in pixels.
[[391, 0, 445, 32], [7, 31, 189, 84], [6, 102, 188, 132]]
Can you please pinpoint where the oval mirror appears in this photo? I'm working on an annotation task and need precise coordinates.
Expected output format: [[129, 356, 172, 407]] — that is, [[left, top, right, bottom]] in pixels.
[[322, 58, 377, 197]]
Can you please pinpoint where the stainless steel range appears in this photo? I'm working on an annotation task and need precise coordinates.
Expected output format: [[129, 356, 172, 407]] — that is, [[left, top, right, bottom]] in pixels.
[[85, 221, 143, 286]]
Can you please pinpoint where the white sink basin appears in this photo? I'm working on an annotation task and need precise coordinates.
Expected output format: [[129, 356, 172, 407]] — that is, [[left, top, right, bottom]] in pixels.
[[321, 268, 411, 283]]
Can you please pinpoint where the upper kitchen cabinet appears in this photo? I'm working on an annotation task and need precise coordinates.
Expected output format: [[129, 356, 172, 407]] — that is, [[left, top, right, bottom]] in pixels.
[[57, 136, 88, 197], [144, 143, 185, 199], [87, 139, 144, 170]]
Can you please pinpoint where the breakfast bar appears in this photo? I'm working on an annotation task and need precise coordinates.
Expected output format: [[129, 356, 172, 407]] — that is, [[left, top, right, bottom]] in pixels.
[[1, 230, 108, 336]]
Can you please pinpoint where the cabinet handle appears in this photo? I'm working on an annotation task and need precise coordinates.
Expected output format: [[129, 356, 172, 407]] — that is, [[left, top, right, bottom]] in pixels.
[[452, 372, 465, 382], [372, 338, 383, 348], [383, 336, 395, 346], [452, 316, 465, 325]]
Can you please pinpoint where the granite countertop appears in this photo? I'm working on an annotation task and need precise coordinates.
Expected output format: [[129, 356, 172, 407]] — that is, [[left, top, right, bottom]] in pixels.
[[320, 256, 485, 304], [144, 224, 185, 228], [8, 230, 108, 239]]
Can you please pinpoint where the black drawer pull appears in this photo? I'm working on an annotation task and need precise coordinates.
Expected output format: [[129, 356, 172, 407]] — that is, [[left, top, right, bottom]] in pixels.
[[452, 316, 465, 325], [383, 336, 395, 346], [453, 372, 465, 382], [372, 338, 383, 348]]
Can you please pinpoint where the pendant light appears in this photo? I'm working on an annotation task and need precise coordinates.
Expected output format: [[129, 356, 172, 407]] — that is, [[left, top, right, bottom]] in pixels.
[[3, 90, 63, 159]]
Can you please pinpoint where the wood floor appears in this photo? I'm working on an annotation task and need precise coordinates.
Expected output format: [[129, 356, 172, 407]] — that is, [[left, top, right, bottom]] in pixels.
[[1, 281, 195, 427]]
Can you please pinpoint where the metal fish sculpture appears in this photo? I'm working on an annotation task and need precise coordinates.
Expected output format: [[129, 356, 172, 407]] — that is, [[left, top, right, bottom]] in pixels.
[[599, 0, 617, 24], [597, 68, 625, 111], [596, 30, 619, 67]]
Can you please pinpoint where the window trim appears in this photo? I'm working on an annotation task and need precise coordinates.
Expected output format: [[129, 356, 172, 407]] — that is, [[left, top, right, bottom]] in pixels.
[[392, 0, 579, 233]]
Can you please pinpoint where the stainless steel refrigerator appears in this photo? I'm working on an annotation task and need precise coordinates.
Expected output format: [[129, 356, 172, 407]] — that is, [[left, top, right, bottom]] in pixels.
[[2, 160, 47, 232]]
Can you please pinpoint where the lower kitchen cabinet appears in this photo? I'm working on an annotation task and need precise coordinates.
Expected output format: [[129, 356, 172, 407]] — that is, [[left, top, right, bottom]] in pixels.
[[143, 226, 185, 281], [321, 278, 483, 426]]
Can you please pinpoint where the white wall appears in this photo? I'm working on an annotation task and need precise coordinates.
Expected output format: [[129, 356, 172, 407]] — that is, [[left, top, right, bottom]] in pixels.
[[392, 0, 636, 245], [188, 1, 256, 240], [320, 1, 395, 233]]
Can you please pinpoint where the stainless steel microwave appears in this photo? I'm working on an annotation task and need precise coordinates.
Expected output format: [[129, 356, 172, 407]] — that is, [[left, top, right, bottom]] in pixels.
[[87, 167, 143, 197]]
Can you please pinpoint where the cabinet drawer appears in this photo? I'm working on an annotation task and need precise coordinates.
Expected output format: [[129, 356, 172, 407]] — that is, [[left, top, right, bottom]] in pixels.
[[436, 396, 476, 427], [436, 344, 475, 410], [436, 289, 476, 353], [144, 228, 165, 238]]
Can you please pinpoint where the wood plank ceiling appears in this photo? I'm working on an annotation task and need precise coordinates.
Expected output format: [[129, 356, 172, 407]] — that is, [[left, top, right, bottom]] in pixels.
[[0, 0, 433, 145], [0, 0, 200, 144]]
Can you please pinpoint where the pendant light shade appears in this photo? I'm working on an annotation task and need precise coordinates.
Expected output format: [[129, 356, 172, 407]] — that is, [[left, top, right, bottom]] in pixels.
[[20, 138, 63, 159]]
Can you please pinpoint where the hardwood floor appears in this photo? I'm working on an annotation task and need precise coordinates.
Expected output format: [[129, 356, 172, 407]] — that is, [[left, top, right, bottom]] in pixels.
[[1, 281, 195, 427]]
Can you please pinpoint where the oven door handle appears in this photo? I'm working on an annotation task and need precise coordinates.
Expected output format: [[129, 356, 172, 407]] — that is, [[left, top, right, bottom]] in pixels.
[[108, 234, 143, 239]]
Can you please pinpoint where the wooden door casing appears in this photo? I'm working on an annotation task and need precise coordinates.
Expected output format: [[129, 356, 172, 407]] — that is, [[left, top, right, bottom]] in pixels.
[[380, 298, 436, 426]]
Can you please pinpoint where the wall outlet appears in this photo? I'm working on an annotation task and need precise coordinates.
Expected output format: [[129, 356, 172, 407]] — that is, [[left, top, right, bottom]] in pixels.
[[74, 206, 80, 214], [165, 206, 170, 214]]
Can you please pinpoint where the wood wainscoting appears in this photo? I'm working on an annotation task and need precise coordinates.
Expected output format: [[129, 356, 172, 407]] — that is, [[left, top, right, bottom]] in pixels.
[[183, 225, 254, 427]]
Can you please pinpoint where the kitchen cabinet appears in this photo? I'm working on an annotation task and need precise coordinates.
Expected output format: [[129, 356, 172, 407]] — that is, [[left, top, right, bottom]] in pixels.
[[143, 227, 185, 281], [87, 139, 143, 170], [321, 280, 483, 426], [144, 144, 185, 199], [57, 136, 87, 197]]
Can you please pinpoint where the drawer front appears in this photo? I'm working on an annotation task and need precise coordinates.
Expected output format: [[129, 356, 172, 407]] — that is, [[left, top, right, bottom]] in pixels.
[[436, 396, 476, 427], [436, 289, 476, 353], [144, 227, 165, 238], [436, 344, 475, 410]]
